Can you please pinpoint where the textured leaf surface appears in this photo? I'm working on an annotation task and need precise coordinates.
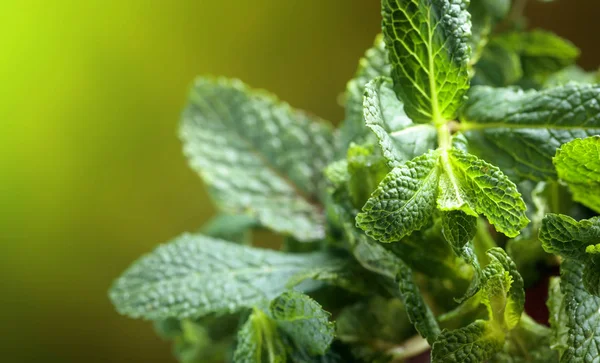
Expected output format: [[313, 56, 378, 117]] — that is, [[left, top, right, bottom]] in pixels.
[[397, 260, 441, 344], [459, 84, 600, 181], [441, 210, 477, 253], [346, 144, 390, 209], [486, 248, 525, 330], [559, 260, 600, 362], [432, 320, 504, 363], [357, 150, 441, 242], [382, 0, 471, 123], [554, 136, 600, 213], [181, 77, 334, 241], [363, 77, 437, 167], [234, 308, 286, 363], [270, 291, 334, 356], [109, 233, 338, 320], [438, 148, 529, 238], [540, 214, 600, 296], [339, 35, 390, 149]]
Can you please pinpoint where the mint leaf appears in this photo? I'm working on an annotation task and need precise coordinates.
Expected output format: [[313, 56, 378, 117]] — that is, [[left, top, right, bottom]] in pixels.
[[438, 148, 529, 238], [397, 260, 441, 344], [382, 0, 471, 124], [554, 136, 600, 213], [340, 34, 390, 149], [441, 210, 477, 254], [539, 214, 600, 296], [459, 84, 600, 181], [432, 320, 505, 363], [234, 308, 286, 363], [486, 248, 525, 330], [363, 77, 438, 167], [181, 77, 334, 241], [109, 233, 341, 320], [358, 148, 528, 242], [270, 291, 334, 356], [558, 260, 600, 362], [356, 150, 441, 242], [547, 277, 569, 356]]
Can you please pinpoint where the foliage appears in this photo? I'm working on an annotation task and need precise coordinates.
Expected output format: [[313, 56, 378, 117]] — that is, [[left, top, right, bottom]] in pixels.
[[110, 0, 600, 361]]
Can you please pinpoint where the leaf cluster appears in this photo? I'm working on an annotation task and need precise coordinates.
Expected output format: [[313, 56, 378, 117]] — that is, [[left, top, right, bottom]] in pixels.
[[110, 0, 600, 362]]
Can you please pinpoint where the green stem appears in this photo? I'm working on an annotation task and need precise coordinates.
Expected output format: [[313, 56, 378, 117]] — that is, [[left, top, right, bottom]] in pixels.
[[474, 218, 497, 264]]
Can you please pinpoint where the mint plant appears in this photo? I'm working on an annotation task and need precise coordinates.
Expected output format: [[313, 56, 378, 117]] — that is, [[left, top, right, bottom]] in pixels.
[[109, 1, 600, 362]]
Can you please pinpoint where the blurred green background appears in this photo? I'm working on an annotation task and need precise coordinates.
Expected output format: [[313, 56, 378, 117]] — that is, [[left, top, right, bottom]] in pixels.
[[1, 1, 598, 362]]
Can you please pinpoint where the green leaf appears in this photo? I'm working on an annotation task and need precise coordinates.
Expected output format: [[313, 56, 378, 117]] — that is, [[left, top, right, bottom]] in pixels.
[[201, 213, 256, 244], [234, 308, 286, 363], [356, 150, 441, 242], [432, 320, 505, 363], [558, 259, 600, 362], [472, 42, 523, 87], [485, 248, 525, 330], [339, 34, 390, 149], [554, 136, 600, 213], [181, 77, 334, 241], [363, 77, 437, 168], [358, 148, 528, 242], [438, 148, 529, 238], [495, 30, 579, 85], [458, 84, 600, 181], [491, 314, 558, 363], [336, 297, 412, 356], [397, 260, 441, 344], [109, 233, 341, 320], [539, 214, 600, 296], [270, 291, 334, 356], [381, 0, 472, 124], [547, 277, 569, 357], [441, 210, 477, 254]]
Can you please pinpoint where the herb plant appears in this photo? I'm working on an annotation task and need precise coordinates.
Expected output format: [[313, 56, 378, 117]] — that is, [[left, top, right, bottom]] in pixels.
[[109, 1, 600, 362]]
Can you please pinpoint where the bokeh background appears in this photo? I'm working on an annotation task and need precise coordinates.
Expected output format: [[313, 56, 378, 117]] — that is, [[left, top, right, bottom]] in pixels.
[[1, 0, 598, 362]]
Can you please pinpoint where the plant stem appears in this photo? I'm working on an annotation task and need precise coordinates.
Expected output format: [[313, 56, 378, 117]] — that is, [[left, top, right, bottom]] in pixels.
[[474, 218, 497, 264], [388, 334, 431, 361]]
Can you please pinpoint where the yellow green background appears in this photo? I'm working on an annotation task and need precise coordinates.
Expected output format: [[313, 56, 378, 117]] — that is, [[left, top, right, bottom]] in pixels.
[[1, 1, 598, 362]]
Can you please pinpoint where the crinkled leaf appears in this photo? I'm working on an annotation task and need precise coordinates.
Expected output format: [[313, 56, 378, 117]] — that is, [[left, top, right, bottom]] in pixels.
[[270, 291, 334, 356], [234, 308, 286, 363], [109, 233, 342, 320], [554, 136, 600, 213], [547, 277, 569, 357], [181, 77, 334, 241], [340, 35, 390, 149], [432, 320, 505, 363], [540, 214, 600, 295], [363, 77, 437, 168], [397, 260, 441, 344], [459, 84, 600, 181], [382, 0, 472, 123], [486, 248, 525, 330], [357, 150, 441, 242], [558, 260, 600, 362], [441, 210, 477, 253], [438, 148, 529, 238]]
